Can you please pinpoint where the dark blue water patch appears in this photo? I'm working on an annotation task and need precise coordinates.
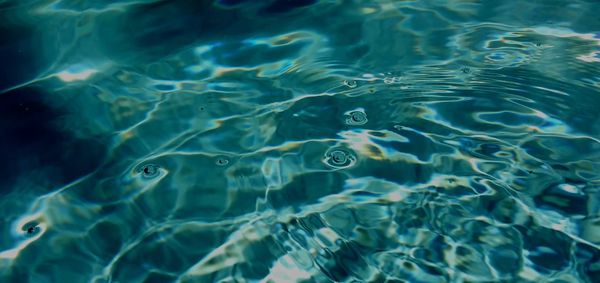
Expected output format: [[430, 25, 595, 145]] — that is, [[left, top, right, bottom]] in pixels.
[[315, 247, 351, 282], [96, 0, 208, 62], [412, 243, 445, 266], [217, 0, 249, 6], [129, 0, 204, 46], [237, 236, 285, 280], [108, 234, 190, 281], [297, 213, 326, 232], [0, 14, 43, 92], [0, 265, 29, 283], [516, 225, 571, 273], [261, 0, 318, 14], [153, 84, 176, 91], [488, 245, 522, 275], [101, 0, 322, 65], [386, 126, 454, 161], [360, 159, 433, 186], [85, 220, 126, 262], [522, 136, 600, 163], [267, 96, 344, 144], [143, 272, 177, 283], [267, 172, 346, 210], [0, 86, 107, 195], [480, 194, 521, 224], [217, 0, 318, 14], [575, 241, 600, 282], [457, 137, 514, 161], [534, 183, 588, 216]]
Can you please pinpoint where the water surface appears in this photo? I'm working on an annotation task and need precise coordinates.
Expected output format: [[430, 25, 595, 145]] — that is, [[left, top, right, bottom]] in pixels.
[[1, 0, 599, 282]]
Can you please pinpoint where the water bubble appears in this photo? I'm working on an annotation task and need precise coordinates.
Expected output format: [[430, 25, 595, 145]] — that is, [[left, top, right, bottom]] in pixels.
[[344, 109, 368, 126], [323, 147, 357, 169], [331, 151, 346, 163], [215, 156, 230, 166], [343, 80, 357, 88], [22, 221, 41, 236], [136, 164, 160, 178]]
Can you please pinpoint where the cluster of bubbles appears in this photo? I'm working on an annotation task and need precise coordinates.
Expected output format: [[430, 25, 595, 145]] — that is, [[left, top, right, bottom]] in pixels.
[[130, 107, 367, 181]]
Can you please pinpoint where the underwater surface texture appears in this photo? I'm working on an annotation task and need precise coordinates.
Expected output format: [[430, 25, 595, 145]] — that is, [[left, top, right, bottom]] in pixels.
[[1, 0, 600, 282]]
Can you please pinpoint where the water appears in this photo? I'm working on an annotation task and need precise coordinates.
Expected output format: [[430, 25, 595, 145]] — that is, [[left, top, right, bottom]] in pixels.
[[1, 0, 599, 282]]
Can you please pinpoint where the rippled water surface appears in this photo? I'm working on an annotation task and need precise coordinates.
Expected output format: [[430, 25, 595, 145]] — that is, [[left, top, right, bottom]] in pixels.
[[1, 0, 600, 282]]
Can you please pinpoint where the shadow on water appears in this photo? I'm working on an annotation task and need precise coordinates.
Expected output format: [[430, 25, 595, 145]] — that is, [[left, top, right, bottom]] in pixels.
[[0, 86, 107, 195], [0, 17, 42, 91]]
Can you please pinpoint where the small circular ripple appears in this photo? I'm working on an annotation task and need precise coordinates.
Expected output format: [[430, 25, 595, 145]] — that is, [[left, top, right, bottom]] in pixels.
[[135, 164, 161, 179], [343, 80, 357, 88], [21, 221, 41, 236], [344, 109, 368, 126], [323, 147, 357, 169], [215, 156, 230, 166]]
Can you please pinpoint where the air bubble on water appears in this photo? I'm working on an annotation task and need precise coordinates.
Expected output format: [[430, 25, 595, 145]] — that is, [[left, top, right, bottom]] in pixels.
[[323, 147, 357, 169], [332, 151, 347, 163], [135, 163, 160, 178], [343, 80, 357, 88], [21, 221, 41, 236], [344, 109, 368, 126], [215, 156, 230, 166]]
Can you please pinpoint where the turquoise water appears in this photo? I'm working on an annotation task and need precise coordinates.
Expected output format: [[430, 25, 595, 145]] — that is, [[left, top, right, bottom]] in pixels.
[[1, 0, 600, 282]]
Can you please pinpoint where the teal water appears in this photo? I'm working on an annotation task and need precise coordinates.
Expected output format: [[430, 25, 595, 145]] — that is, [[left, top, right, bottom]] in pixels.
[[1, 0, 600, 282]]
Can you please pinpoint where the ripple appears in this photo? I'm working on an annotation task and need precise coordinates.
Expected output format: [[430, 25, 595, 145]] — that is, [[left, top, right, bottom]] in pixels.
[[134, 163, 161, 179], [344, 108, 368, 126], [343, 79, 358, 88], [2, 0, 600, 282], [214, 156, 230, 166], [323, 147, 358, 169]]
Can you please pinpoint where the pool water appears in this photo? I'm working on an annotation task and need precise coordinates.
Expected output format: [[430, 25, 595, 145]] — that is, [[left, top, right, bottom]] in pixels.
[[1, 0, 599, 282]]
